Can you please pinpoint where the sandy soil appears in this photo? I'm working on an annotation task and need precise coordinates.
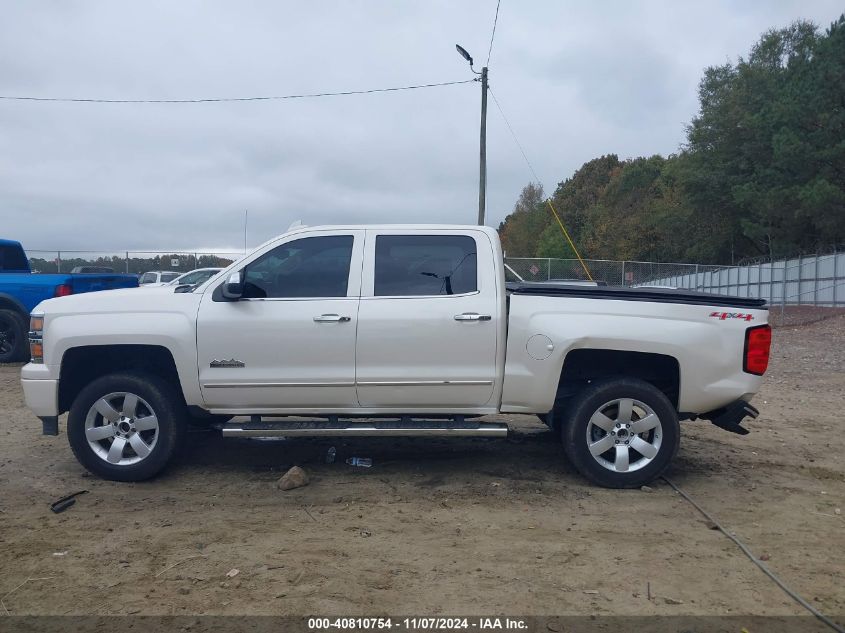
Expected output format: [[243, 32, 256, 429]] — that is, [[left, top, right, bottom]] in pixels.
[[0, 315, 843, 619]]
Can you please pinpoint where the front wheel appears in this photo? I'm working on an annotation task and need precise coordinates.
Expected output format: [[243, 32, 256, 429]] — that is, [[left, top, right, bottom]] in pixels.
[[562, 378, 679, 488], [67, 372, 187, 481]]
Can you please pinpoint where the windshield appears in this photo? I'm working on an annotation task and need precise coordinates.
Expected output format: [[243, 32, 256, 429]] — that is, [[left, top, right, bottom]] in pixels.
[[171, 269, 218, 286]]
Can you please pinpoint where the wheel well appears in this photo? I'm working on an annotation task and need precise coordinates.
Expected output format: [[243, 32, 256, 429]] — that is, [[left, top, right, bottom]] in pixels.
[[0, 296, 27, 319], [557, 349, 680, 409], [59, 345, 181, 414]]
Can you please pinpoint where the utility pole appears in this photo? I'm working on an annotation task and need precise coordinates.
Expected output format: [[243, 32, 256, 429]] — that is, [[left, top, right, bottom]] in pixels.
[[455, 44, 488, 226], [478, 66, 488, 226]]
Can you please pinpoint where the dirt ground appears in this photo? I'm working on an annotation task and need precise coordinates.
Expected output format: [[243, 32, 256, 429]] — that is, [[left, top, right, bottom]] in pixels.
[[0, 313, 843, 620]]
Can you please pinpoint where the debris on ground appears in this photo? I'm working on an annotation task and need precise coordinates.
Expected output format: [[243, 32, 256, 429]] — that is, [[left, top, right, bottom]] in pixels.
[[49, 490, 88, 514], [640, 485, 654, 493], [225, 569, 239, 578], [277, 466, 310, 490], [346, 457, 372, 468]]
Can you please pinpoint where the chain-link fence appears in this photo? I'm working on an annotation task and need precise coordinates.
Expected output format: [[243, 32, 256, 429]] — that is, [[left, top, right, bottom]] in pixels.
[[23, 248, 845, 310], [505, 253, 845, 308], [504, 257, 716, 287], [25, 250, 243, 275]]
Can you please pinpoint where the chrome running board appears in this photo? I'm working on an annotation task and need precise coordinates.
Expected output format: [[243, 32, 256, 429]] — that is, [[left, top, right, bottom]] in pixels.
[[221, 418, 508, 438]]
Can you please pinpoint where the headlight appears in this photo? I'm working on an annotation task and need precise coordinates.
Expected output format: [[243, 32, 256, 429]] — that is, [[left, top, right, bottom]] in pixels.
[[29, 314, 44, 363]]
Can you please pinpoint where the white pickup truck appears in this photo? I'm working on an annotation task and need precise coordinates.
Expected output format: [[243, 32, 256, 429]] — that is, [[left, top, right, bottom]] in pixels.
[[21, 225, 771, 487]]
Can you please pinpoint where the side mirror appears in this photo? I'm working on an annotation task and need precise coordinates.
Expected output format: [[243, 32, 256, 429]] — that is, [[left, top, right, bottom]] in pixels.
[[221, 271, 244, 300]]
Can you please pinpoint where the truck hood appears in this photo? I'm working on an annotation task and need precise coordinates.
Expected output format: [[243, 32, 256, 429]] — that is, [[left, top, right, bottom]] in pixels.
[[34, 285, 202, 317]]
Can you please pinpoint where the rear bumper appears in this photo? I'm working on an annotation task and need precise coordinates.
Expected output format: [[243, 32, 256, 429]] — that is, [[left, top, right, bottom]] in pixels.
[[701, 399, 759, 435]]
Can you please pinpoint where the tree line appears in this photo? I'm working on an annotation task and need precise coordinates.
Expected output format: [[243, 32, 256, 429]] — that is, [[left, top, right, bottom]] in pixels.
[[29, 254, 235, 275], [498, 15, 845, 265]]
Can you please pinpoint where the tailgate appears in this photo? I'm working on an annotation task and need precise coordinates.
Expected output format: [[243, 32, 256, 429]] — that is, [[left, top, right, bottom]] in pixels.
[[69, 274, 139, 293]]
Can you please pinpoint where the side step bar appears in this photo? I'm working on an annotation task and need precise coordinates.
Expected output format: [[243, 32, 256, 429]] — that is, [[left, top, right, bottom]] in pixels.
[[221, 419, 509, 438]]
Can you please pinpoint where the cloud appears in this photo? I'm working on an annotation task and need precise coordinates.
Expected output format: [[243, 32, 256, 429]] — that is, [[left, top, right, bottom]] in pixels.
[[0, 0, 841, 252]]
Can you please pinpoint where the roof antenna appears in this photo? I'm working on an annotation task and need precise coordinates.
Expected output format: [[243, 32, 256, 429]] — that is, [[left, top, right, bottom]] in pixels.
[[243, 209, 248, 254]]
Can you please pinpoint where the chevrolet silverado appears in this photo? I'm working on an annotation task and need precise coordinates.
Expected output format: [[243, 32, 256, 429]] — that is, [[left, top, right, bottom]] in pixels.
[[20, 225, 771, 487]]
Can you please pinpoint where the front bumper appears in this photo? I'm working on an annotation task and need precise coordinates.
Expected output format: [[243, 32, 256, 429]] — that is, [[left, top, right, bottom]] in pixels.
[[701, 399, 759, 435], [21, 363, 59, 422]]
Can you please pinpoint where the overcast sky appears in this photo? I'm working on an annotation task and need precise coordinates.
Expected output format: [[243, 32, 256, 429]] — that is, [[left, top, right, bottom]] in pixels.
[[1, 1, 841, 254]]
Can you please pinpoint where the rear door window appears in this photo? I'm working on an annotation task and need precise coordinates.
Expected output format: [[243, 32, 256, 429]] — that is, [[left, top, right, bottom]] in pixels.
[[0, 244, 29, 272], [374, 235, 477, 296]]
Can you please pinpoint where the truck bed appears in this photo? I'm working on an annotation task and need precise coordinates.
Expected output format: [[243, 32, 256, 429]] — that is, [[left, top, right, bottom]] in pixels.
[[506, 282, 767, 310]]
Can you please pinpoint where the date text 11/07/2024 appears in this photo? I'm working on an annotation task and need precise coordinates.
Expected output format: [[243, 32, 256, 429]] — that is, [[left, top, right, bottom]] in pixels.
[[307, 617, 528, 630]]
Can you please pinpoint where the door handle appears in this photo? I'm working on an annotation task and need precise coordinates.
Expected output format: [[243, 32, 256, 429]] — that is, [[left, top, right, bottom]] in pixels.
[[314, 314, 351, 323], [454, 312, 492, 322]]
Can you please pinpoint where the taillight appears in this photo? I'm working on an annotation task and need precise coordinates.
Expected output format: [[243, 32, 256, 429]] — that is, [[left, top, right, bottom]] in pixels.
[[744, 324, 772, 375], [53, 284, 73, 297]]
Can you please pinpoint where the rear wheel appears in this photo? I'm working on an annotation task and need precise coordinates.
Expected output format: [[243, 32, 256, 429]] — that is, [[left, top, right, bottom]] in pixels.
[[562, 378, 679, 488], [0, 309, 27, 363], [67, 372, 187, 481]]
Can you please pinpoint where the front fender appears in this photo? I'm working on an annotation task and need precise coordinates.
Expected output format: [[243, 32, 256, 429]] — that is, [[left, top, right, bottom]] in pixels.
[[43, 311, 203, 406]]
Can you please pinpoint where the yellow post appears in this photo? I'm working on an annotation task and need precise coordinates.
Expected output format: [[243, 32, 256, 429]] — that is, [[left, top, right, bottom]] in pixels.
[[545, 199, 593, 281]]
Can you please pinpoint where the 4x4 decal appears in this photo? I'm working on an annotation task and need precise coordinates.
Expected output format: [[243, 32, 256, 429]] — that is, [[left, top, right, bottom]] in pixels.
[[709, 311, 754, 321]]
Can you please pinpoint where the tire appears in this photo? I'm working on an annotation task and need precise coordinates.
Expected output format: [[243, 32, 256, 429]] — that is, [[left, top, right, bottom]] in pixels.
[[0, 309, 27, 363], [67, 372, 187, 481], [562, 377, 679, 488]]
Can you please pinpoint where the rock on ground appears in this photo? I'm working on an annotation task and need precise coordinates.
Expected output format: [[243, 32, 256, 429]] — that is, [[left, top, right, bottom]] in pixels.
[[277, 466, 309, 491]]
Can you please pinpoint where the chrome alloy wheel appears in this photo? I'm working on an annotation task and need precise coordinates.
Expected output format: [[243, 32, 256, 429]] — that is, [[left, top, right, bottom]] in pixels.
[[585, 398, 663, 473], [84, 392, 159, 465]]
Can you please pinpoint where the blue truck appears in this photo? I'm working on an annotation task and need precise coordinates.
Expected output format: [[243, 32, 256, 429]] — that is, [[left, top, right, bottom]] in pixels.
[[0, 239, 139, 362]]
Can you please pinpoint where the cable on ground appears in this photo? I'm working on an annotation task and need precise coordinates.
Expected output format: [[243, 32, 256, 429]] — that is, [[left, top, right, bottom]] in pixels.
[[662, 476, 845, 633]]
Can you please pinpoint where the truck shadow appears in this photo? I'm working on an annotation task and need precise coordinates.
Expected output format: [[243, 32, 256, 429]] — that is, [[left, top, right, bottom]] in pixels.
[[176, 423, 575, 482], [168, 421, 731, 489]]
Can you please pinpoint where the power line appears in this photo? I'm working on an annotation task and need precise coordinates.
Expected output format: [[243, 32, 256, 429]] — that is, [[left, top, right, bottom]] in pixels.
[[486, 0, 502, 67], [488, 86, 540, 183], [488, 86, 594, 281], [0, 78, 477, 104]]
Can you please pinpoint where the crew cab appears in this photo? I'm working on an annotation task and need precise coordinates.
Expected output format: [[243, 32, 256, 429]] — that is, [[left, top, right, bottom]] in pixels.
[[0, 239, 138, 362], [20, 225, 771, 487]]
